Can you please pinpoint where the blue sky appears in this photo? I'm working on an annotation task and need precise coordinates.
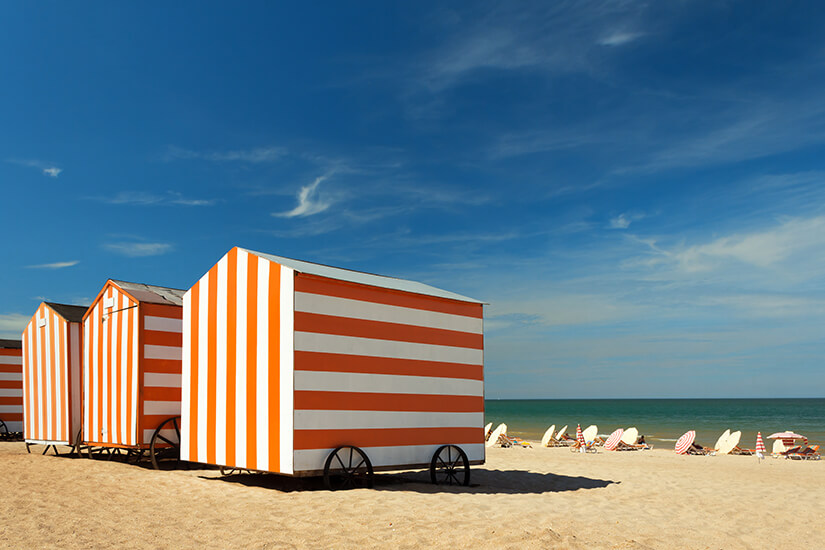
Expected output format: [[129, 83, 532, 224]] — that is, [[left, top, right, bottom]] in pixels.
[[2, 2, 824, 398]]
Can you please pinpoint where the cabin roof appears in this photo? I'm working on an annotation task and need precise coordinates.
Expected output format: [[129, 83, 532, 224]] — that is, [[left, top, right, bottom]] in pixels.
[[44, 302, 89, 322], [112, 280, 186, 306]]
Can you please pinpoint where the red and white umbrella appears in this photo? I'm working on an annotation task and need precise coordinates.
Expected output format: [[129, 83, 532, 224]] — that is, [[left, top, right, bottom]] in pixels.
[[576, 424, 585, 445], [767, 431, 807, 450], [755, 432, 766, 456], [604, 428, 624, 451], [675, 430, 696, 454]]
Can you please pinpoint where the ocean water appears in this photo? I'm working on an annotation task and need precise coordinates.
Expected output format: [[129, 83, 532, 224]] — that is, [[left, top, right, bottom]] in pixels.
[[485, 399, 825, 447]]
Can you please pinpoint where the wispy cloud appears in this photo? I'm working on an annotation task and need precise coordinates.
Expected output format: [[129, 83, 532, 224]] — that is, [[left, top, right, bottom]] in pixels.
[[90, 191, 214, 206], [167, 146, 286, 163], [598, 31, 643, 47], [5, 158, 63, 177], [103, 242, 173, 257], [0, 313, 30, 338], [609, 212, 644, 230], [26, 260, 79, 269], [274, 174, 333, 218]]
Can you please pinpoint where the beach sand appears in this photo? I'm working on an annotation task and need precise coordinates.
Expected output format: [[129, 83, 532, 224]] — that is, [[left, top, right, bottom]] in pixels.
[[1, 441, 822, 549]]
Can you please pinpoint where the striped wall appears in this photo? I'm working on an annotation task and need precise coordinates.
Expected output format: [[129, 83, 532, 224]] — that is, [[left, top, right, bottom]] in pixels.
[[21, 304, 82, 444], [0, 346, 23, 433], [291, 272, 485, 472], [84, 284, 139, 446], [140, 302, 183, 444], [181, 247, 294, 473]]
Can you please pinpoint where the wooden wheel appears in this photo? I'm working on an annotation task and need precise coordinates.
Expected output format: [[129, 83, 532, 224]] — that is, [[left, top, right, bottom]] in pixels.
[[323, 446, 374, 490], [430, 445, 470, 486], [150, 416, 182, 470]]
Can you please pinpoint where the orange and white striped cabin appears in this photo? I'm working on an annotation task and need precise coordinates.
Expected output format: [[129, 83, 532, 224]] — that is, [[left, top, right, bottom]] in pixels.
[[181, 247, 485, 475], [82, 280, 184, 448], [21, 302, 87, 446], [0, 339, 24, 434]]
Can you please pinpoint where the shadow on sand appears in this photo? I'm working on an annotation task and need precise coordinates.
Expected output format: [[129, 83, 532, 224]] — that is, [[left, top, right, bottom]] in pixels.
[[204, 468, 618, 495]]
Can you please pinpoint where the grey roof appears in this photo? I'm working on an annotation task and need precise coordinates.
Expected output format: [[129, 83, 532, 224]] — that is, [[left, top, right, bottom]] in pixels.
[[0, 339, 22, 349], [112, 280, 185, 306], [241, 248, 482, 304], [45, 302, 89, 322]]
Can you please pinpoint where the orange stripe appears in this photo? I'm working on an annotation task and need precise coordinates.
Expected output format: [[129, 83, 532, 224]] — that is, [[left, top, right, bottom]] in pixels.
[[143, 414, 176, 430], [268, 263, 281, 472], [0, 380, 22, 389], [58, 318, 68, 440], [294, 391, 484, 413], [0, 349, 22, 356], [1, 413, 23, 421], [106, 288, 114, 443], [141, 303, 183, 318], [143, 386, 181, 401], [20, 330, 29, 438], [143, 330, 183, 347], [97, 300, 104, 444], [295, 273, 483, 318], [246, 254, 258, 470], [0, 396, 23, 405], [294, 426, 482, 450], [0, 364, 22, 373], [225, 248, 237, 466], [188, 282, 200, 460], [294, 311, 483, 349], [142, 358, 183, 374], [114, 296, 123, 444], [206, 267, 219, 465], [38, 306, 47, 439], [283, 351, 484, 381], [49, 311, 58, 440]]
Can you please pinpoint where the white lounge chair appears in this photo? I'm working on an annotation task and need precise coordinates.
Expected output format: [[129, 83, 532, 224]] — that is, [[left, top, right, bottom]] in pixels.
[[540, 424, 557, 447]]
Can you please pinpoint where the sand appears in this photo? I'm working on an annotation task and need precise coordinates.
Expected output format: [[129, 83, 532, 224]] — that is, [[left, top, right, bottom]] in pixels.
[[1, 441, 822, 549]]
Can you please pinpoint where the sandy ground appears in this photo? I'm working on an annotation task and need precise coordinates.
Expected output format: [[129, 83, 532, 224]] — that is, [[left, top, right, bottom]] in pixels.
[[0, 441, 822, 549]]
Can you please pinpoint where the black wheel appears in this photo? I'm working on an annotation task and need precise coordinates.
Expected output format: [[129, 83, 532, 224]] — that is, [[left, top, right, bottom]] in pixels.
[[323, 446, 374, 490], [0, 419, 7, 441], [430, 445, 470, 486], [150, 416, 182, 470]]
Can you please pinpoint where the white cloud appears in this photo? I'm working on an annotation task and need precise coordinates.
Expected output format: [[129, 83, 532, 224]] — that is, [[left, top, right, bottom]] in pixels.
[[168, 146, 286, 163], [274, 175, 332, 218], [103, 242, 173, 257], [5, 158, 62, 177], [598, 31, 643, 47], [26, 260, 79, 269], [0, 313, 30, 338], [609, 214, 631, 229], [42, 167, 62, 177], [93, 191, 214, 206]]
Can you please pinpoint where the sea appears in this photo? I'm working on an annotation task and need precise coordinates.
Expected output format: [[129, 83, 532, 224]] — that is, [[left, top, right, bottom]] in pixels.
[[485, 398, 825, 447]]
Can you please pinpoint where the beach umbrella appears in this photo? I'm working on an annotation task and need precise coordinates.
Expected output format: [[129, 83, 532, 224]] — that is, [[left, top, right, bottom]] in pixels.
[[767, 431, 807, 450], [576, 424, 585, 453], [604, 428, 624, 451], [755, 432, 766, 460], [675, 430, 696, 454]]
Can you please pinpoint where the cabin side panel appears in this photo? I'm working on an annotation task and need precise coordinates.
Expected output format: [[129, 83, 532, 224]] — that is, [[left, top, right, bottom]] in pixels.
[[292, 273, 485, 472], [182, 248, 294, 474], [83, 284, 139, 446], [0, 345, 23, 433], [140, 302, 183, 444]]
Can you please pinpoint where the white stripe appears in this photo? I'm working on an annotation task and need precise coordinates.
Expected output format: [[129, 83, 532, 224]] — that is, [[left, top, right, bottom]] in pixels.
[[0, 373, 22, 381], [280, 266, 294, 474], [0, 405, 22, 413], [235, 251, 248, 466], [215, 254, 228, 466], [294, 332, 483, 366], [70, 323, 81, 441], [180, 290, 192, 461], [84, 317, 91, 443], [144, 315, 183, 333], [25, 327, 34, 440], [295, 371, 484, 397], [56, 316, 65, 442], [102, 294, 110, 442], [293, 443, 485, 473], [0, 389, 23, 397], [294, 410, 483, 430], [197, 274, 209, 462], [0, 356, 22, 365], [144, 344, 182, 361], [295, 291, 483, 334], [3, 421, 23, 432], [256, 258, 269, 471], [35, 314, 45, 439], [118, 293, 128, 444], [45, 310, 53, 440], [131, 304, 139, 445], [145, 373, 182, 388], [143, 400, 181, 415]]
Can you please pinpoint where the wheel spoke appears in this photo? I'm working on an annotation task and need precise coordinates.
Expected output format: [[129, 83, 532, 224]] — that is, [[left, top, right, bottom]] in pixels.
[[335, 453, 346, 471]]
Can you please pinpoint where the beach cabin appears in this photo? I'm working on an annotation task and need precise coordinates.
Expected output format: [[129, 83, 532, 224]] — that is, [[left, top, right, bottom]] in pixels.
[[21, 302, 87, 451], [180, 247, 484, 488], [0, 339, 23, 438], [82, 280, 185, 467]]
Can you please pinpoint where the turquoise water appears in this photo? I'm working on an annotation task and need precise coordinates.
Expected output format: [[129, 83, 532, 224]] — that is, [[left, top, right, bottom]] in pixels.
[[485, 399, 825, 447]]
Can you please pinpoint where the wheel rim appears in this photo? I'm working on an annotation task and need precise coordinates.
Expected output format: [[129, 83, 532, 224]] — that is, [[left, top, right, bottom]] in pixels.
[[324, 446, 374, 490], [430, 445, 470, 486], [150, 416, 182, 470]]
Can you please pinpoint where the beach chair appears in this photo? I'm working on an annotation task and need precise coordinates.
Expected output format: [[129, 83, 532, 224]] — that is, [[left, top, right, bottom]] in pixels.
[[540, 424, 557, 447], [616, 427, 652, 451], [485, 424, 509, 448], [726, 431, 755, 455], [771, 439, 787, 458], [570, 425, 599, 453], [555, 425, 574, 446], [787, 445, 821, 460]]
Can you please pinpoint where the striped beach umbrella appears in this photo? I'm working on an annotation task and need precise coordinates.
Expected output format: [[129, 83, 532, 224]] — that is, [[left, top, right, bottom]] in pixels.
[[767, 431, 807, 450], [675, 430, 696, 454], [604, 428, 624, 451], [755, 432, 766, 458], [576, 424, 586, 454]]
